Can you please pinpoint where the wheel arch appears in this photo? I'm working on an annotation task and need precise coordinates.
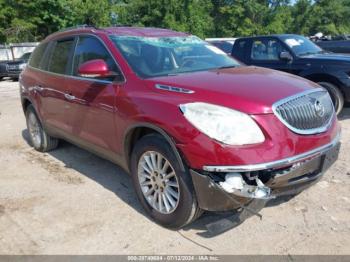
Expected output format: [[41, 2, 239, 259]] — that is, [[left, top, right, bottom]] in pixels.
[[124, 123, 186, 172], [21, 97, 33, 113], [304, 73, 345, 97]]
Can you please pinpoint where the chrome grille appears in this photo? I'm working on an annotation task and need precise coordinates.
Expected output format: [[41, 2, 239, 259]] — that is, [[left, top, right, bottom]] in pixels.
[[273, 89, 334, 135]]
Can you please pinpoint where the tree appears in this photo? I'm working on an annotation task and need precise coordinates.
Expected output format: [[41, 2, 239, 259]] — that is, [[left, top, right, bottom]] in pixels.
[[116, 0, 213, 38], [67, 0, 111, 27], [1, 0, 350, 43], [308, 0, 350, 35], [0, 0, 70, 42]]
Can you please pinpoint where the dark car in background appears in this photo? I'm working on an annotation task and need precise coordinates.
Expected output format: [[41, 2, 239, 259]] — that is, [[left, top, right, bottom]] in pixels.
[[316, 39, 350, 54], [206, 38, 236, 55], [0, 52, 31, 81], [231, 34, 350, 114]]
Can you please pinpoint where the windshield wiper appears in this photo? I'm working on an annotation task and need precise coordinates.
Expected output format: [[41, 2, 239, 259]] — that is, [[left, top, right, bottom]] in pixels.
[[217, 65, 237, 69], [298, 51, 317, 56], [318, 50, 331, 54]]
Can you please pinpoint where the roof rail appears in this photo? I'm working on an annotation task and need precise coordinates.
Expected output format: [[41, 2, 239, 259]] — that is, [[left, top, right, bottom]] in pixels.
[[57, 24, 98, 33]]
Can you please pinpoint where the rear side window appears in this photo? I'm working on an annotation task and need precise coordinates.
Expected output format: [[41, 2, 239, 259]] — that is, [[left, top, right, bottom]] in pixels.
[[29, 43, 48, 68], [48, 39, 74, 74], [72, 36, 120, 80]]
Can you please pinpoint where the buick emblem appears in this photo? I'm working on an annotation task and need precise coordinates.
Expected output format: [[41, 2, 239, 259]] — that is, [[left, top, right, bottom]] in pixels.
[[314, 99, 325, 117]]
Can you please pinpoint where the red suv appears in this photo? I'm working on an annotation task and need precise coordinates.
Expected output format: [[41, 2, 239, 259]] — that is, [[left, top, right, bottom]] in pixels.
[[20, 26, 341, 229]]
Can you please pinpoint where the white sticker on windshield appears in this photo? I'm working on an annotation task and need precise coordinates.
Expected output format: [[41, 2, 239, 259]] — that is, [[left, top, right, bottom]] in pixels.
[[205, 45, 226, 55], [285, 38, 301, 47]]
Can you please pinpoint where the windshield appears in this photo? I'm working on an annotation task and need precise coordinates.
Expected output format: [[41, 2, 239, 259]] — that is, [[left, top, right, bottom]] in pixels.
[[281, 35, 323, 56], [110, 35, 240, 78]]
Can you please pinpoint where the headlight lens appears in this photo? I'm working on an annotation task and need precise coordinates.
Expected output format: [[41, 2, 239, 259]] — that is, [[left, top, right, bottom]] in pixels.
[[19, 63, 26, 70], [180, 102, 265, 145]]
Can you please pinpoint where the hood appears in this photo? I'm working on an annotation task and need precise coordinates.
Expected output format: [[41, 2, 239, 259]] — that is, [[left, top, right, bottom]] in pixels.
[[145, 66, 320, 114], [300, 52, 350, 64]]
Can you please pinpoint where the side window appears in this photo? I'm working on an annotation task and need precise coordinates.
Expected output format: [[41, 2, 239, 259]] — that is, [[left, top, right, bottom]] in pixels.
[[251, 39, 286, 61], [212, 42, 232, 54], [28, 43, 48, 68], [48, 39, 74, 74], [73, 36, 120, 80]]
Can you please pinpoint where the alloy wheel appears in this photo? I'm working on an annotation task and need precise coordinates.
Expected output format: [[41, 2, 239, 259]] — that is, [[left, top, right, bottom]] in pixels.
[[27, 112, 42, 148], [137, 151, 180, 214]]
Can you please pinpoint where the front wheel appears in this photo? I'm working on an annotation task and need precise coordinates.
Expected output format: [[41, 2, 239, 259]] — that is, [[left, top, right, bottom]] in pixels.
[[130, 134, 202, 229], [318, 82, 344, 115]]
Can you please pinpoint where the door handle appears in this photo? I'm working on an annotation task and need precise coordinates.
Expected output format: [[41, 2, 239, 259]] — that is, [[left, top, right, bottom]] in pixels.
[[64, 93, 75, 100]]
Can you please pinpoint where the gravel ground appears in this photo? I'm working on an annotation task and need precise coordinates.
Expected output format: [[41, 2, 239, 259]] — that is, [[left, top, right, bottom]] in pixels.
[[0, 79, 349, 255]]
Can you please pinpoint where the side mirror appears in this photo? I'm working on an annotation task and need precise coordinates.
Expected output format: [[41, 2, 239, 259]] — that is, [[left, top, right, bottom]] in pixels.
[[279, 51, 293, 62], [78, 59, 112, 78]]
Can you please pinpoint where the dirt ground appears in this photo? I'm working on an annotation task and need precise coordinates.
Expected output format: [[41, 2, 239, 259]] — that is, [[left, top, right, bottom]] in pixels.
[[0, 79, 349, 255]]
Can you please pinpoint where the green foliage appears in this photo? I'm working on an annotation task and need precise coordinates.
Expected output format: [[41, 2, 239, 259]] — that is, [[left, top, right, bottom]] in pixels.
[[67, 0, 111, 27], [115, 0, 213, 38], [0, 0, 350, 43]]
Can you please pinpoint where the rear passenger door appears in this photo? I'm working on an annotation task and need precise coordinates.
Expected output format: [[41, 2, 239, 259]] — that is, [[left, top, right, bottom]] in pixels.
[[65, 35, 123, 154], [39, 38, 75, 134], [248, 37, 292, 73]]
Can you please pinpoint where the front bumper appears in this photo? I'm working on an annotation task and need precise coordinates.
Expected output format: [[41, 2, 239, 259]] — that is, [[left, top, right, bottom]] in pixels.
[[6, 71, 21, 78], [0, 70, 20, 78], [190, 135, 341, 211]]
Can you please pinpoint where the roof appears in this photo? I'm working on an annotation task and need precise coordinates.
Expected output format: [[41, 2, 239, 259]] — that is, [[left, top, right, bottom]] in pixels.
[[45, 26, 189, 41], [205, 38, 237, 42], [103, 27, 189, 37], [236, 34, 301, 40]]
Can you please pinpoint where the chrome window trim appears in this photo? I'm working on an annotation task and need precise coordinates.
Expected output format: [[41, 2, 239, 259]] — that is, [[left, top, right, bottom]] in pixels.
[[27, 65, 118, 85], [203, 132, 340, 173], [272, 88, 335, 135], [155, 84, 194, 94], [27, 33, 126, 85]]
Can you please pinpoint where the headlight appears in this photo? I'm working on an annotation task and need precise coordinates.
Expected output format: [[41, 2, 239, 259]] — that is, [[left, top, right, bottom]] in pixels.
[[179, 102, 265, 145], [19, 63, 26, 70]]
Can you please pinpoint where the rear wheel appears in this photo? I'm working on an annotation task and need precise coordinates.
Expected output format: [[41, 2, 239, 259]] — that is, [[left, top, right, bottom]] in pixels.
[[26, 105, 59, 152], [130, 133, 202, 229], [318, 82, 344, 115]]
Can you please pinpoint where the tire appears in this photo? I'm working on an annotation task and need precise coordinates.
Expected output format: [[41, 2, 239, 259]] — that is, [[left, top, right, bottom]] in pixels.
[[318, 82, 344, 115], [26, 105, 59, 152], [130, 133, 202, 229]]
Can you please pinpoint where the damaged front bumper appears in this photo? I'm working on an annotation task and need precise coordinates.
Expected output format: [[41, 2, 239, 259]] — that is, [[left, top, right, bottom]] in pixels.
[[190, 135, 341, 212]]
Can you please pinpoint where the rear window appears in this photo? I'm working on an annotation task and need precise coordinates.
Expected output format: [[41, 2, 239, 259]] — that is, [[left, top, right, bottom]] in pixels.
[[28, 43, 48, 68], [48, 39, 74, 74]]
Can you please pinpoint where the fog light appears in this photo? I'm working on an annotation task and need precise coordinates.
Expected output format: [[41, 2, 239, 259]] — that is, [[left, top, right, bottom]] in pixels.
[[219, 172, 273, 199], [220, 173, 244, 192]]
